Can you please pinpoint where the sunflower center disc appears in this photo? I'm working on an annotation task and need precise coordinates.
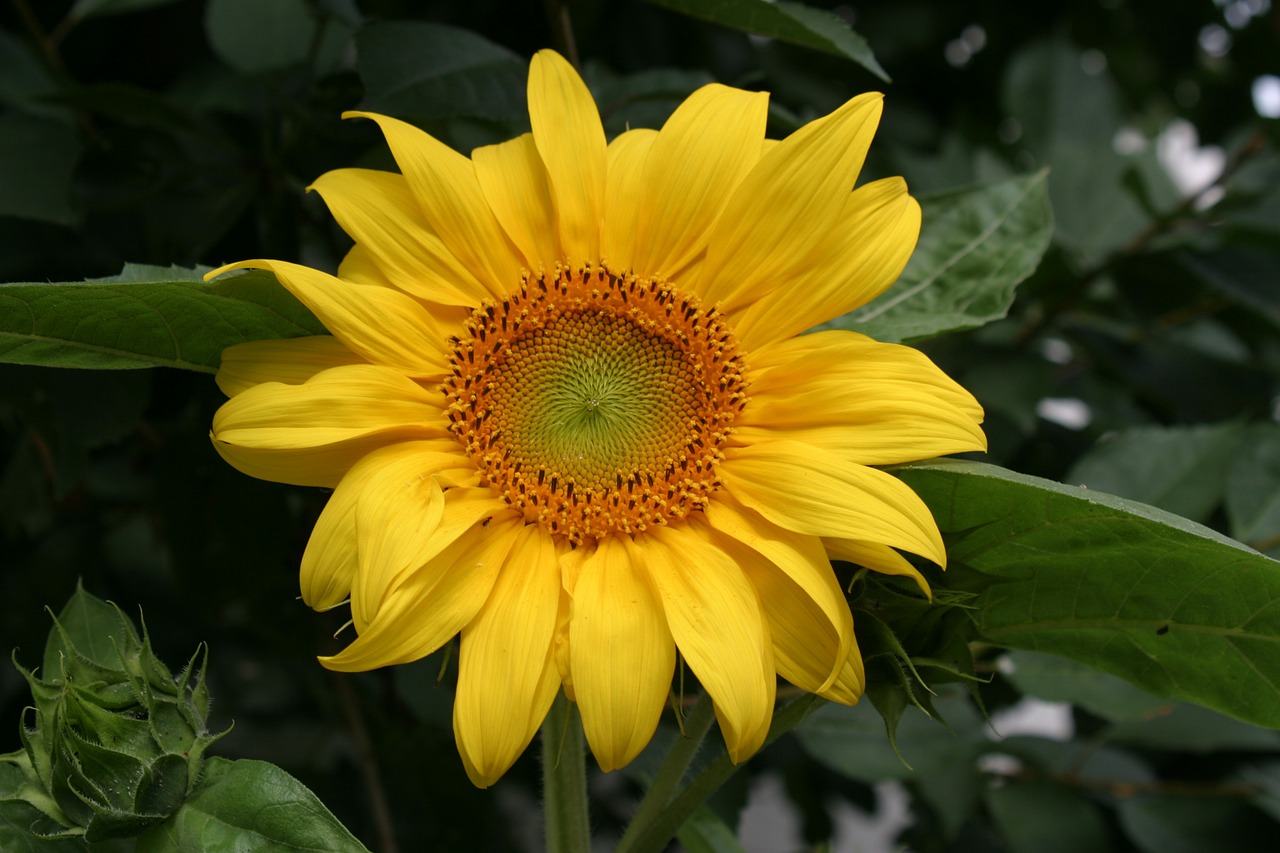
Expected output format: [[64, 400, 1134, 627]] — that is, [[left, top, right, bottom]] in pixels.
[[443, 266, 748, 544]]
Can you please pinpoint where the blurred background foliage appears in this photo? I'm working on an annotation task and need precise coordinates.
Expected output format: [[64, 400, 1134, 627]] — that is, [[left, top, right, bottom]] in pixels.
[[2, 0, 1280, 851]]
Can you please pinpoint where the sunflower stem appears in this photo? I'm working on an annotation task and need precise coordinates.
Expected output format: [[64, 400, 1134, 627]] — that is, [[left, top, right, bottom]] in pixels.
[[615, 692, 716, 853], [617, 694, 826, 853], [541, 692, 592, 853]]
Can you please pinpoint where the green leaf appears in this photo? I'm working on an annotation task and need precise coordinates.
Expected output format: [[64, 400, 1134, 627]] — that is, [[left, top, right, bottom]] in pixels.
[[1243, 761, 1280, 822], [1116, 796, 1273, 853], [646, 0, 887, 81], [1106, 702, 1280, 753], [1181, 249, 1280, 327], [674, 807, 746, 853], [356, 22, 526, 123], [797, 685, 984, 782], [584, 65, 714, 136], [1064, 422, 1246, 524], [42, 583, 138, 676], [1001, 38, 1176, 263], [0, 266, 324, 372], [985, 782, 1114, 853], [0, 30, 64, 118], [1001, 650, 1169, 723], [204, 0, 316, 74], [0, 114, 83, 226], [69, 0, 185, 22], [136, 757, 368, 852], [0, 799, 97, 852], [828, 170, 1052, 343], [897, 459, 1280, 729], [1228, 424, 1280, 551]]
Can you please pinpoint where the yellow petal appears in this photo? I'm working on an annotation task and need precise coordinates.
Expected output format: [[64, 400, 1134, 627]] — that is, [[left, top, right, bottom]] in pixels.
[[704, 519, 862, 704], [473, 133, 561, 271], [569, 536, 675, 772], [632, 84, 768, 279], [206, 260, 453, 380], [824, 537, 932, 598], [320, 515, 521, 672], [337, 244, 387, 287], [552, 579, 575, 702], [300, 440, 474, 611], [732, 177, 922, 349], [829, 651, 866, 706], [216, 336, 362, 397], [737, 329, 986, 465], [528, 50, 606, 265], [695, 93, 883, 309], [719, 439, 946, 565], [343, 111, 522, 296], [210, 364, 450, 487], [601, 128, 656, 273], [704, 497, 852, 692], [645, 525, 775, 764], [309, 168, 491, 306], [351, 485, 510, 631], [454, 525, 561, 787]]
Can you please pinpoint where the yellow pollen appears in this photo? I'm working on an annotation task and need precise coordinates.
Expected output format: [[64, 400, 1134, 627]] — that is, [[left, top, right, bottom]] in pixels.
[[442, 265, 748, 545]]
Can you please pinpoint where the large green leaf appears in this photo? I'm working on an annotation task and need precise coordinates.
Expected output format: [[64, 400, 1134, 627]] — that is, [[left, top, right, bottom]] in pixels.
[[898, 459, 1280, 729], [829, 170, 1052, 343], [136, 757, 368, 852], [356, 22, 527, 123], [0, 266, 324, 372], [646, 0, 887, 81]]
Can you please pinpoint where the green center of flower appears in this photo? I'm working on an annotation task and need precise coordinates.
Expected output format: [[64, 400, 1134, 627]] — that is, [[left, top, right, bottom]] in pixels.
[[443, 265, 748, 544], [494, 308, 703, 489]]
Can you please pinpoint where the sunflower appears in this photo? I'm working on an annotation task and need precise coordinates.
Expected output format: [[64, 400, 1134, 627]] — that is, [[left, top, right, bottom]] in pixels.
[[208, 50, 986, 787]]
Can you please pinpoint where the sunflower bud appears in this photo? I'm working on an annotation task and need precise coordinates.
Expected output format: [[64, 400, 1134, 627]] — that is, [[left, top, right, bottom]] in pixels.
[[0, 589, 225, 842]]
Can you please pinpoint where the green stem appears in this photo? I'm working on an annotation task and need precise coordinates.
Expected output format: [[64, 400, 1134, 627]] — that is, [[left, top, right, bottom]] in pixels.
[[618, 694, 825, 853], [541, 692, 591, 853], [616, 693, 717, 853]]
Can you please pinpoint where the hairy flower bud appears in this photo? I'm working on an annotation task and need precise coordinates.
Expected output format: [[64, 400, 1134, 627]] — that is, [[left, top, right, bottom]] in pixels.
[[0, 588, 225, 842]]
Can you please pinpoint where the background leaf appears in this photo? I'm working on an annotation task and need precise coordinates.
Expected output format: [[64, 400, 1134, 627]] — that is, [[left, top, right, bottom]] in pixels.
[[0, 115, 83, 226], [798, 686, 985, 783], [646, 0, 887, 81], [356, 22, 527, 124], [1064, 422, 1247, 523], [1000, 650, 1170, 723], [68, 0, 185, 22], [829, 170, 1052, 342], [204, 0, 319, 74]]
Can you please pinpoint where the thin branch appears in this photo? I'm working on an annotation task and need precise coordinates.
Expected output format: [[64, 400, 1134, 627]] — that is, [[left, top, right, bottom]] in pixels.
[[330, 673, 400, 853], [992, 765, 1262, 800], [1014, 130, 1268, 348], [10, 0, 64, 69], [543, 0, 581, 69]]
